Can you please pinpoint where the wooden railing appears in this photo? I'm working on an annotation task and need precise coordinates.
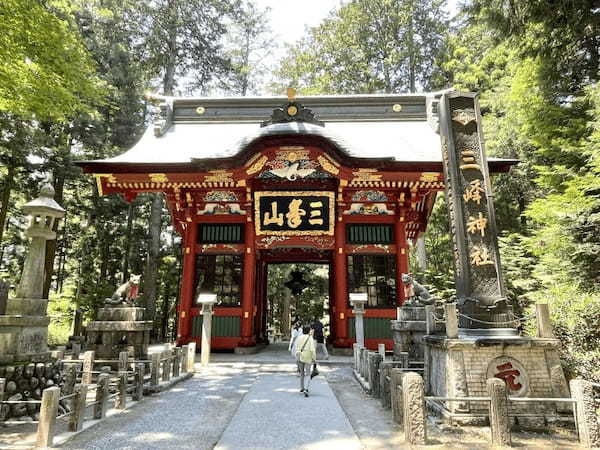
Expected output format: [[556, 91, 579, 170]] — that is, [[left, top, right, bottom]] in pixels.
[[0, 342, 196, 448]]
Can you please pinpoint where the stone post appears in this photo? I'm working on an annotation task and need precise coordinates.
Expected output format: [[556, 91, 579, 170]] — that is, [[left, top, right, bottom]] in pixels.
[[369, 352, 383, 397], [181, 344, 189, 373], [173, 348, 181, 377], [161, 352, 169, 382], [391, 368, 404, 424], [536, 303, 554, 338], [425, 305, 436, 335], [0, 279, 8, 315], [117, 371, 127, 409], [94, 373, 109, 419], [570, 379, 600, 448], [444, 303, 458, 338], [36, 385, 60, 448], [150, 353, 160, 386], [380, 364, 392, 409], [349, 293, 368, 348], [118, 351, 129, 372], [398, 351, 409, 369], [0, 378, 5, 402], [72, 343, 81, 360], [402, 372, 426, 445], [134, 363, 144, 401], [487, 377, 511, 446], [69, 383, 89, 432], [378, 343, 386, 359], [353, 343, 359, 371], [186, 342, 196, 373], [360, 348, 368, 379], [62, 364, 77, 400], [82, 350, 95, 384]]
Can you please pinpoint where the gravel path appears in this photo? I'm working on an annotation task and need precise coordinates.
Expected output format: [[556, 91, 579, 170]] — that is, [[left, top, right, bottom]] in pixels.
[[61, 365, 260, 450]]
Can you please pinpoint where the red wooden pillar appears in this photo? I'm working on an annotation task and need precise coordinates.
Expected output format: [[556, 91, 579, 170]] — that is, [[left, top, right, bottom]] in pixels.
[[177, 222, 198, 343], [395, 214, 409, 306], [333, 210, 349, 347], [240, 215, 256, 347]]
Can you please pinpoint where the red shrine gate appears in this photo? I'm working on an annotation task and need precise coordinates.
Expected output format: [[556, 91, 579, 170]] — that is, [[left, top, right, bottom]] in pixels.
[[78, 92, 513, 351]]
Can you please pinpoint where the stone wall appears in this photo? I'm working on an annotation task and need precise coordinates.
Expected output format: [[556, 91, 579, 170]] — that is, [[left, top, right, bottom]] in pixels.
[[426, 337, 570, 423], [0, 360, 69, 422]]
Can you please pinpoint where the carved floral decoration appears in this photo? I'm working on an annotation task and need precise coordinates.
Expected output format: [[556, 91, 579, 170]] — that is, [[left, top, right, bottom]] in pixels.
[[344, 203, 394, 215], [204, 191, 237, 202], [351, 190, 388, 202], [198, 203, 244, 215]]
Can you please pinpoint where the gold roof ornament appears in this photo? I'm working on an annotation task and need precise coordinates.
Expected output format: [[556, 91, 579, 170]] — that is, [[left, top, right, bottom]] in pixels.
[[287, 87, 297, 101]]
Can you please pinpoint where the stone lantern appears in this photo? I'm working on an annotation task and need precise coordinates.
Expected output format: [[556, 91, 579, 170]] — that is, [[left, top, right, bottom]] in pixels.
[[0, 183, 65, 363], [16, 183, 65, 299], [349, 292, 368, 348], [197, 293, 217, 367]]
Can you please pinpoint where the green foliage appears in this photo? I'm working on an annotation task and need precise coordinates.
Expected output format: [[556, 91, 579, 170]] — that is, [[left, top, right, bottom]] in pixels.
[[47, 284, 77, 346], [444, 0, 600, 381], [0, 0, 105, 120], [410, 194, 455, 301], [275, 0, 448, 94]]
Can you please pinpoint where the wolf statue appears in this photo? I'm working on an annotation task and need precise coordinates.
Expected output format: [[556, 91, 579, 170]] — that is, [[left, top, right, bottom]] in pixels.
[[105, 274, 141, 306], [401, 273, 435, 306]]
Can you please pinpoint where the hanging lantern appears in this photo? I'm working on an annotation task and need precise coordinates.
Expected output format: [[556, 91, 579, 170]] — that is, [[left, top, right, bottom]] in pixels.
[[284, 270, 308, 296]]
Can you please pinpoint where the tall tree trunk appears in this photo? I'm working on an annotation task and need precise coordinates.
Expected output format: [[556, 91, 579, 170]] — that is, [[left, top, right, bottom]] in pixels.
[[122, 201, 136, 283], [281, 294, 291, 339], [0, 164, 15, 245], [43, 175, 65, 299], [416, 235, 427, 271], [408, 4, 416, 93], [144, 193, 162, 329]]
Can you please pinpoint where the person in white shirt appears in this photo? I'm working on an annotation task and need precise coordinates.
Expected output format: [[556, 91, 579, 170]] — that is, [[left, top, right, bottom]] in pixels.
[[294, 326, 316, 396], [288, 321, 302, 354]]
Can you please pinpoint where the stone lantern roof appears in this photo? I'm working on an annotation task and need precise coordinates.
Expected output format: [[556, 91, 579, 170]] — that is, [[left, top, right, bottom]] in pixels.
[[22, 183, 65, 217]]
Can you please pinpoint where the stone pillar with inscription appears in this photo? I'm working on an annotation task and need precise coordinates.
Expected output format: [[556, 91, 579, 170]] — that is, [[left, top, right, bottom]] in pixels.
[[424, 92, 571, 426]]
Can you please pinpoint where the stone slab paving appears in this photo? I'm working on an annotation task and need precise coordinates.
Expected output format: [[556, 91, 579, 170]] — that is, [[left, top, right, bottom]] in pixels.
[[215, 372, 362, 450], [60, 365, 261, 450], [211, 342, 352, 366]]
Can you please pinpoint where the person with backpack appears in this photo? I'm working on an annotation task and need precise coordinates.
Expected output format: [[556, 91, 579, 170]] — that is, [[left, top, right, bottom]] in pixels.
[[311, 317, 329, 360], [295, 325, 316, 397]]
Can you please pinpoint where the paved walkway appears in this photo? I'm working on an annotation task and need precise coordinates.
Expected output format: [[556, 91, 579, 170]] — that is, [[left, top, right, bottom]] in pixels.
[[61, 345, 365, 450], [216, 373, 361, 450]]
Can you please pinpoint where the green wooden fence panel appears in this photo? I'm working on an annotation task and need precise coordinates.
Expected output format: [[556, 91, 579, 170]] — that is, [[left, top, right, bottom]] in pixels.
[[192, 315, 241, 338], [347, 317, 392, 339]]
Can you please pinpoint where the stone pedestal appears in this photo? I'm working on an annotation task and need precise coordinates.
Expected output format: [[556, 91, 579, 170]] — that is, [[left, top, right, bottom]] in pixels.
[[424, 334, 571, 426], [84, 307, 152, 359], [391, 307, 427, 362], [0, 298, 51, 364]]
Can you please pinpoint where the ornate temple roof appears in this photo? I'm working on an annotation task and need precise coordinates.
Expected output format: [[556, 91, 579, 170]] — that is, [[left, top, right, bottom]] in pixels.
[[78, 92, 516, 173]]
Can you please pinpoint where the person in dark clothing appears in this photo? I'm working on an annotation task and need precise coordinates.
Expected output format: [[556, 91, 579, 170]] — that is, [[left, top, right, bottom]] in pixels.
[[311, 317, 329, 360]]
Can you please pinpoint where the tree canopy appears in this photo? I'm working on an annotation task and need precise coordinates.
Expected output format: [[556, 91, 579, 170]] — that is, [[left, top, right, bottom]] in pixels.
[[0, 0, 105, 120]]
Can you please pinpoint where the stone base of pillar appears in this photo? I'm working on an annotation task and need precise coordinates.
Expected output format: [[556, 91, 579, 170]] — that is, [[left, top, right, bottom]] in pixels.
[[84, 307, 152, 360], [238, 336, 257, 347], [424, 334, 571, 427], [0, 315, 51, 364], [391, 307, 427, 362]]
